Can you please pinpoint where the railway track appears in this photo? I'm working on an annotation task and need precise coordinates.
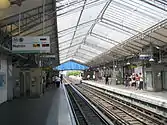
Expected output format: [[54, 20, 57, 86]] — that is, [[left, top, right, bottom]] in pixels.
[[65, 84, 110, 125], [65, 78, 167, 125], [73, 83, 167, 125]]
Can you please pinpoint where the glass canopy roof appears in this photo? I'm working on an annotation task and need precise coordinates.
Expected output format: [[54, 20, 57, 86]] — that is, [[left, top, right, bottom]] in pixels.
[[57, 0, 167, 64]]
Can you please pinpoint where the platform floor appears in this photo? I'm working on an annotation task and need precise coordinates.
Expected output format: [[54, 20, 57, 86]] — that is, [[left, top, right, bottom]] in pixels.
[[82, 80, 167, 109], [0, 84, 75, 125]]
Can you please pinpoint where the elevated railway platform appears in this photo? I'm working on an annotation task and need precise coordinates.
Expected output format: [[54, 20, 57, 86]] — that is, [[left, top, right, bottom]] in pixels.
[[65, 77, 167, 125], [0, 84, 75, 125], [68, 77, 167, 117], [82, 80, 167, 107], [81, 80, 167, 118]]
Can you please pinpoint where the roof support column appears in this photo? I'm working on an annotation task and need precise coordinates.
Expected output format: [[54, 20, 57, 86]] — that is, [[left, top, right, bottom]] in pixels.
[[52, 0, 60, 66]]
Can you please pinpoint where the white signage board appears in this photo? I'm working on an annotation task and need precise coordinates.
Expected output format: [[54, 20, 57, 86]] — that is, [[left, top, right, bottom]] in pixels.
[[12, 36, 50, 53]]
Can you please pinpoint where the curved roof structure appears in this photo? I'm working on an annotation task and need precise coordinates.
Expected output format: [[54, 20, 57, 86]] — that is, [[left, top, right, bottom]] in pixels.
[[1, 0, 167, 67], [57, 0, 167, 66]]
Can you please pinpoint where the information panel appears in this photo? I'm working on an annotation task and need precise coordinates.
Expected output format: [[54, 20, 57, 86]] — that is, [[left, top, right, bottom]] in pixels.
[[12, 36, 50, 53]]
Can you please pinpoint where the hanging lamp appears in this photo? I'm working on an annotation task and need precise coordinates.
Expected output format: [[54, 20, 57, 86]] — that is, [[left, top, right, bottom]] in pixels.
[[126, 61, 130, 65], [149, 44, 154, 62]]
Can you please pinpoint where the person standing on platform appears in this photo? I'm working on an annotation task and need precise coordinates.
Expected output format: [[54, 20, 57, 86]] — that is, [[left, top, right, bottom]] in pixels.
[[124, 74, 128, 87], [139, 73, 143, 90], [105, 75, 109, 85], [55, 76, 60, 88], [87, 75, 90, 80], [135, 74, 140, 90], [60, 74, 63, 84], [131, 73, 136, 88], [52, 76, 55, 88], [93, 74, 95, 81]]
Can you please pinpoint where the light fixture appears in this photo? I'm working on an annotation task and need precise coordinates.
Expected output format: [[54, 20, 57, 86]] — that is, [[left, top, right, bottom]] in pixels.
[[0, 0, 10, 9], [158, 48, 162, 64], [149, 43, 154, 62], [156, 46, 160, 49], [126, 61, 130, 65], [149, 57, 154, 62]]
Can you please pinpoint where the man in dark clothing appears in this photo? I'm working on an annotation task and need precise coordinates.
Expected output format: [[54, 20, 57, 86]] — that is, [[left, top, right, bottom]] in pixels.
[[55, 76, 60, 88], [60, 74, 63, 84], [105, 76, 109, 85]]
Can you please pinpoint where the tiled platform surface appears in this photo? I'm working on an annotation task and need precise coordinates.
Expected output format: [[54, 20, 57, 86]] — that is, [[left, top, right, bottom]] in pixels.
[[0, 84, 75, 125], [83, 80, 167, 109]]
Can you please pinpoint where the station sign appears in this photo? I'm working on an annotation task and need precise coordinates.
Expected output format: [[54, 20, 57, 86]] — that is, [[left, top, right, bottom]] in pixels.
[[139, 54, 151, 60], [12, 36, 50, 54]]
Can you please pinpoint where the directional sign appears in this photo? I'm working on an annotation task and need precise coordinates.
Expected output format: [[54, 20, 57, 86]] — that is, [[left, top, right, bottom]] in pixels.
[[12, 36, 50, 54]]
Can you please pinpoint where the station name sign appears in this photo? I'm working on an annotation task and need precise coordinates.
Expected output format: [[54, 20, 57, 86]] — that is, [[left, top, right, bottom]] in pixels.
[[12, 36, 50, 54], [139, 54, 151, 60]]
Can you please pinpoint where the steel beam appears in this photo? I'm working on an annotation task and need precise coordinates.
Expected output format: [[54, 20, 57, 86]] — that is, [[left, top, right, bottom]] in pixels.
[[74, 53, 92, 60], [59, 42, 82, 52], [154, 31, 167, 38], [101, 19, 135, 36], [13, 16, 54, 37], [22, 23, 54, 36], [60, 49, 76, 55], [0, 3, 53, 28], [80, 47, 101, 55], [91, 32, 119, 44], [58, 19, 95, 34], [71, 0, 112, 58], [103, 18, 167, 45], [66, 0, 88, 58], [84, 42, 107, 52], [52, 0, 60, 64], [84, 0, 112, 41], [77, 51, 95, 57], [60, 54, 73, 59], [99, 22, 133, 37], [73, 55, 89, 62], [139, 0, 167, 12], [57, 0, 106, 17], [90, 33, 116, 45], [59, 34, 86, 45]]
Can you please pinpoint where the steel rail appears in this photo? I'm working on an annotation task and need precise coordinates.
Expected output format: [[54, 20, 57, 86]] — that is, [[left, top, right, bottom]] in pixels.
[[76, 84, 167, 125], [65, 84, 110, 125], [66, 78, 167, 125]]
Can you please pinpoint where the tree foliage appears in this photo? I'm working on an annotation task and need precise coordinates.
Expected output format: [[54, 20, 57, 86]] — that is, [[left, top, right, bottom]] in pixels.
[[67, 71, 81, 76]]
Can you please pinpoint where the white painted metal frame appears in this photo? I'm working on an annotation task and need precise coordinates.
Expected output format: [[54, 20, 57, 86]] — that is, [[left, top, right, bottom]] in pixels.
[[57, 0, 167, 65]]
